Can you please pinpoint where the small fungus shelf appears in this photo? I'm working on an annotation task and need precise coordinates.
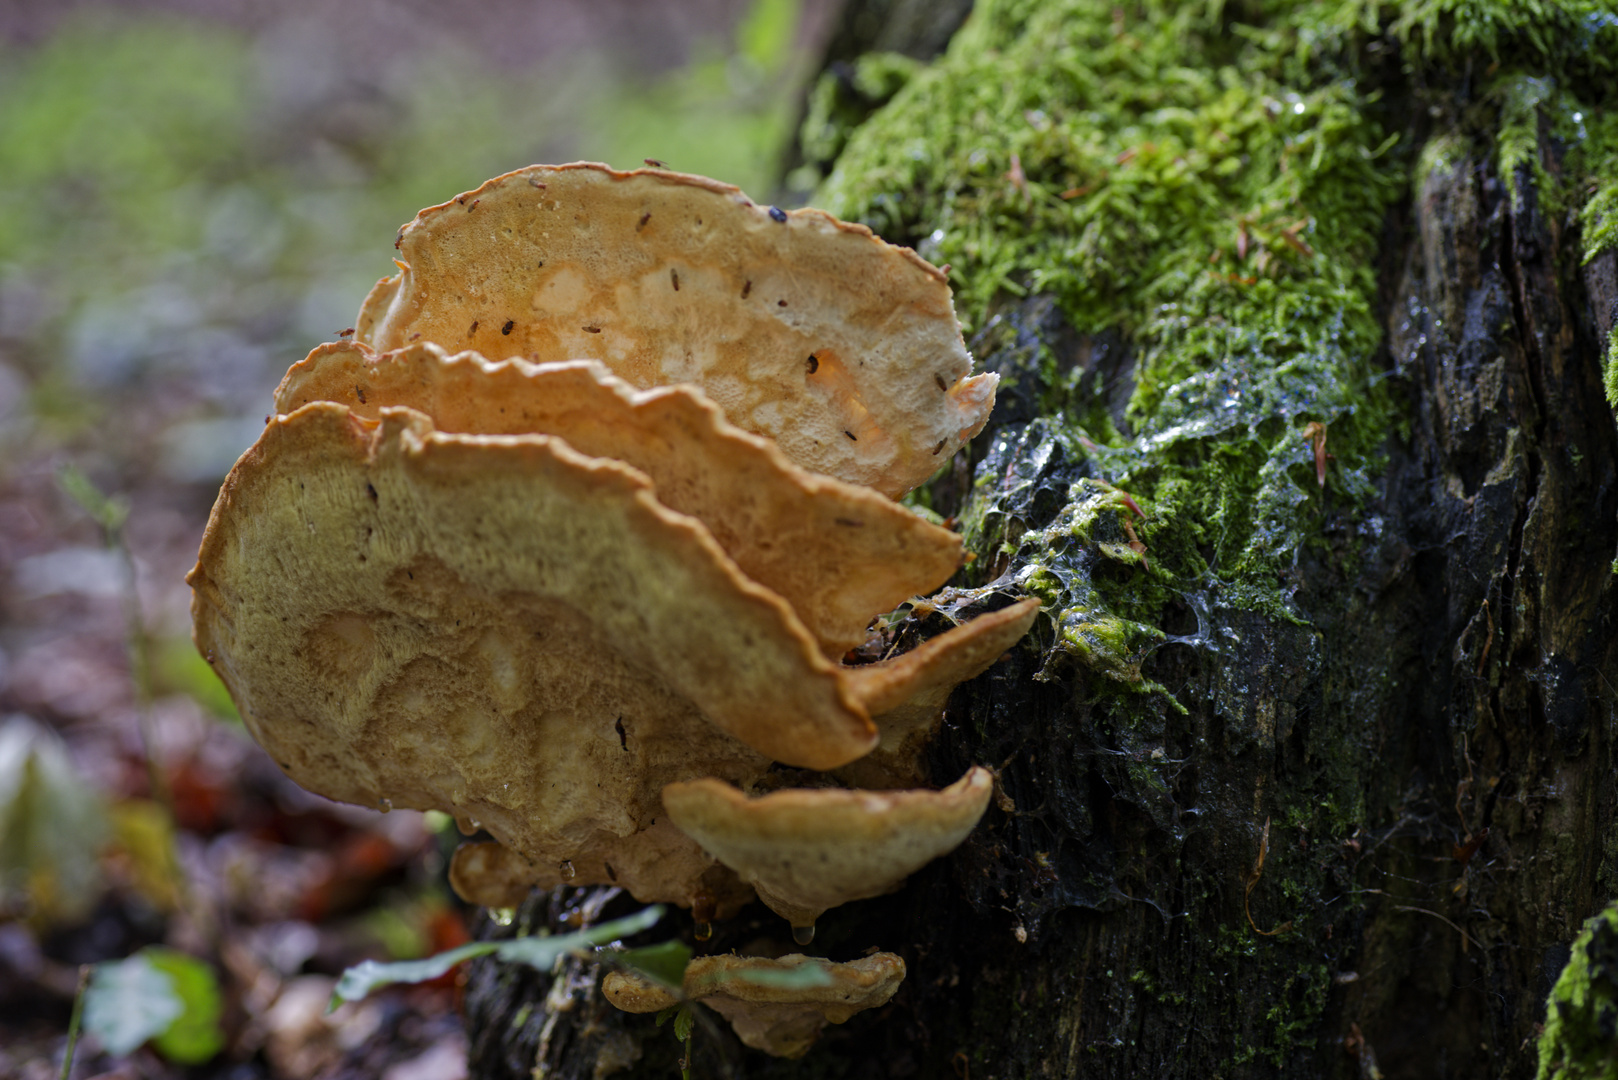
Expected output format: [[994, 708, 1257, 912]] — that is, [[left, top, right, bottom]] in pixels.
[[603, 952, 906, 1058]]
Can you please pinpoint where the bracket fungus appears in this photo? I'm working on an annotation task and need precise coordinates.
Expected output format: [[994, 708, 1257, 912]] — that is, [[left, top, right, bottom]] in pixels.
[[602, 952, 905, 1058], [189, 163, 1038, 1053], [355, 162, 997, 497], [663, 767, 995, 941], [275, 341, 964, 658]]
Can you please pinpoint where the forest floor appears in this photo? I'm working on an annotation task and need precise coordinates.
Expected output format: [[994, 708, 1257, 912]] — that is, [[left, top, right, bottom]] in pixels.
[[0, 1, 823, 1076]]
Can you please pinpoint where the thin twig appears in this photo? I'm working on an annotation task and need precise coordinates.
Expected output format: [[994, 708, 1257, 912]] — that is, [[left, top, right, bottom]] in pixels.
[[58, 466, 170, 814], [60, 964, 91, 1080], [1475, 599, 1494, 676], [1244, 817, 1293, 936], [117, 539, 168, 813], [1392, 904, 1483, 952], [58, 469, 202, 938]]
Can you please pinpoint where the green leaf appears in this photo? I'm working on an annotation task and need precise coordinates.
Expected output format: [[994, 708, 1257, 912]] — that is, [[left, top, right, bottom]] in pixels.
[[83, 953, 183, 1056], [142, 948, 224, 1064], [0, 716, 109, 924], [83, 949, 224, 1062], [331, 906, 666, 1007], [616, 939, 692, 989], [673, 1003, 695, 1042]]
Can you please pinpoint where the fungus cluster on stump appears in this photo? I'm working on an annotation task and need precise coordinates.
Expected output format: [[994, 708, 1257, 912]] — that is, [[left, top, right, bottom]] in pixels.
[[188, 164, 1037, 1056]]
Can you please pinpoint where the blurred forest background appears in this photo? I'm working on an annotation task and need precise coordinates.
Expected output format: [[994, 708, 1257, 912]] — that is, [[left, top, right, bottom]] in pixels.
[[0, 0, 855, 1075]]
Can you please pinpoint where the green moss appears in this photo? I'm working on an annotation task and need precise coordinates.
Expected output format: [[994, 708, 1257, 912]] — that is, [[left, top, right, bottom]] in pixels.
[[1586, 184, 1618, 264], [817, 0, 1618, 690], [1605, 331, 1618, 409], [1262, 963, 1330, 1067], [821, 2, 1397, 345], [1497, 74, 1557, 213], [819, 0, 1400, 696], [1583, 111, 1618, 263], [1482, 67, 1618, 399], [1416, 132, 1469, 191], [1537, 902, 1618, 1080], [1481, 68, 1618, 260], [1489, 70, 1618, 232], [798, 53, 922, 179], [1387, 0, 1618, 73], [1196, 925, 1331, 1067], [1129, 966, 1188, 1006]]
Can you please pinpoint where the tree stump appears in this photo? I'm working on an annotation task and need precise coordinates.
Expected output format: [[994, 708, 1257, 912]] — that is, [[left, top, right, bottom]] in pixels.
[[465, 2, 1618, 1076]]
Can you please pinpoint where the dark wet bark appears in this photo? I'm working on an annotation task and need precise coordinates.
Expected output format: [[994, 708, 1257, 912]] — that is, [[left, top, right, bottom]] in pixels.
[[464, 23, 1618, 1080], [775, 0, 973, 197]]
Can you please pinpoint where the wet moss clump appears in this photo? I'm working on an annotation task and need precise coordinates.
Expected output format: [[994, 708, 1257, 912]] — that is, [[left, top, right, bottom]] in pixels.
[[1461, 49, 1618, 401], [1537, 903, 1618, 1080], [1385, 0, 1618, 75], [1412, 6, 1618, 401], [818, 0, 1403, 688], [1551, 101, 1618, 408], [818, 0, 1618, 678], [1487, 70, 1618, 417], [1583, 115, 1618, 265]]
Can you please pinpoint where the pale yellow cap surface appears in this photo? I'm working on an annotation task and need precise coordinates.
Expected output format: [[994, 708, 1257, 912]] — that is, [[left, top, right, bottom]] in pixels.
[[187, 403, 879, 908], [662, 767, 994, 931], [602, 952, 905, 1057], [277, 341, 963, 656], [355, 163, 996, 497]]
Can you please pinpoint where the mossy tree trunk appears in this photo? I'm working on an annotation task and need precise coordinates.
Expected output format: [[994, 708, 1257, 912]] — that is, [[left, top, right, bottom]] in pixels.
[[464, 2, 1618, 1077]]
